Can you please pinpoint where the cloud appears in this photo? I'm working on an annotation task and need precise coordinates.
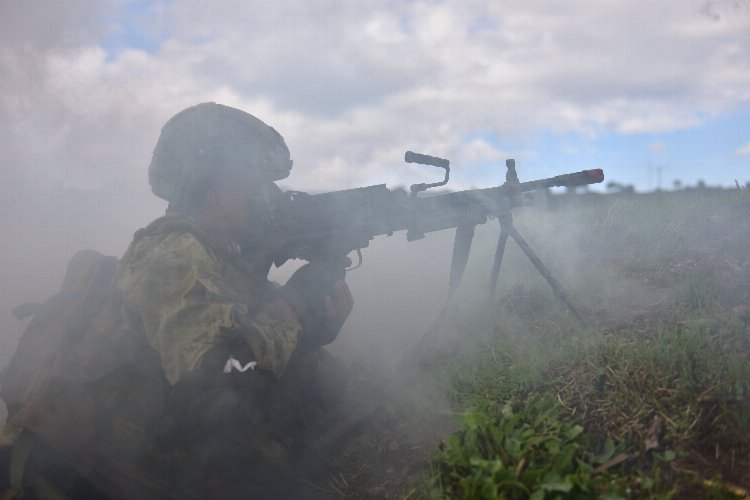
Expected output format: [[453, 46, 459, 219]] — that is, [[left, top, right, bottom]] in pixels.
[[2, 0, 749, 211], [736, 141, 750, 156], [3, 0, 750, 191], [0, 0, 119, 49], [2, 0, 750, 366]]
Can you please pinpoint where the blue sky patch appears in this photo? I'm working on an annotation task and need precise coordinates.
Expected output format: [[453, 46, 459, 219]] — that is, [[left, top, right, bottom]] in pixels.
[[461, 108, 750, 191], [101, 0, 170, 61]]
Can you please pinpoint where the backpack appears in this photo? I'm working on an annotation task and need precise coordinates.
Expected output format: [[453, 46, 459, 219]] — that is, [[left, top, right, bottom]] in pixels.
[[0, 249, 120, 419], [0, 248, 184, 499], [0, 216, 215, 434]]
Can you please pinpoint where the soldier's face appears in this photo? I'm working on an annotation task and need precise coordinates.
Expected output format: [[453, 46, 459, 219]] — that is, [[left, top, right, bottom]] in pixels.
[[220, 188, 255, 230], [228, 188, 267, 241], [207, 179, 282, 241], [203, 187, 257, 239]]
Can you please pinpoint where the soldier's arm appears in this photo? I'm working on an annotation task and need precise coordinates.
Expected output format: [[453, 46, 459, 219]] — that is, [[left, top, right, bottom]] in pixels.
[[116, 231, 302, 384]]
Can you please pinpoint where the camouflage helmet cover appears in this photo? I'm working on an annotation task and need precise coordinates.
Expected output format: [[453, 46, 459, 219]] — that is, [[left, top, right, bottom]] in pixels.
[[149, 102, 293, 203]]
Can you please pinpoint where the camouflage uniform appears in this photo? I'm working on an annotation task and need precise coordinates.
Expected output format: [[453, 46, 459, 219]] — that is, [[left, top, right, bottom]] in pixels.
[[1, 216, 343, 499], [116, 215, 300, 385], [111, 215, 342, 498]]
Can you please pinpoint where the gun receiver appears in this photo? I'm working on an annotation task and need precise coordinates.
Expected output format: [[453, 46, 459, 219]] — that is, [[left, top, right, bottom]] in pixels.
[[268, 157, 603, 266]]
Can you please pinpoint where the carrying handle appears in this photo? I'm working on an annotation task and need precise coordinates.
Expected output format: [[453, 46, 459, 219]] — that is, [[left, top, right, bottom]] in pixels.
[[405, 151, 450, 195]]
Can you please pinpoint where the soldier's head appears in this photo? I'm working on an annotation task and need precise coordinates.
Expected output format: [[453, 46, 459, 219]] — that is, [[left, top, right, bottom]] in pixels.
[[149, 102, 292, 237]]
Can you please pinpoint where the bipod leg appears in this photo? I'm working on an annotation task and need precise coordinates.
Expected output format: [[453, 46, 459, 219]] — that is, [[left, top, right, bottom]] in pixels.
[[488, 218, 511, 297], [449, 224, 476, 296], [503, 221, 587, 325], [417, 227, 474, 353]]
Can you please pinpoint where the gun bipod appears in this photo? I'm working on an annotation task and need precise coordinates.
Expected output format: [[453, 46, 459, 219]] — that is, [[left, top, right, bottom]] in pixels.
[[488, 212, 586, 325]]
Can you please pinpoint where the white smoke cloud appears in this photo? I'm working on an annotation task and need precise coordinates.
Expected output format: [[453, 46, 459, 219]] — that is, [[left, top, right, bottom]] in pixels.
[[1, 0, 750, 366]]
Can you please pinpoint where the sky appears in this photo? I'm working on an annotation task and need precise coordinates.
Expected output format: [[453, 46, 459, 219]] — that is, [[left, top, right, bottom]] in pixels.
[[0, 0, 749, 366]]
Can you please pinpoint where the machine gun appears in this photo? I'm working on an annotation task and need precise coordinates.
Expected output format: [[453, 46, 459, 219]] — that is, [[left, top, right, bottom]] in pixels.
[[265, 152, 603, 323]]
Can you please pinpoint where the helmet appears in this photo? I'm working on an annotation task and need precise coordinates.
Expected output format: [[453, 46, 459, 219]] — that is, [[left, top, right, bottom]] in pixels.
[[148, 102, 293, 204]]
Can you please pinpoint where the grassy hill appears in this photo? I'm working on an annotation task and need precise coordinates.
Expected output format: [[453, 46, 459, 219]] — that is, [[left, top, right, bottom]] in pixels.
[[336, 187, 750, 499]]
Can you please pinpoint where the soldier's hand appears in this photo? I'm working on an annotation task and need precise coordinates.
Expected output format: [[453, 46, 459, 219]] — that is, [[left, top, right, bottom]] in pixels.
[[283, 255, 354, 348], [323, 280, 354, 331]]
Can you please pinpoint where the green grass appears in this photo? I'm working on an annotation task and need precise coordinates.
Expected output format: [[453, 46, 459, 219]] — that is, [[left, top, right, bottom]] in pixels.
[[430, 310, 750, 498], [427, 189, 750, 499]]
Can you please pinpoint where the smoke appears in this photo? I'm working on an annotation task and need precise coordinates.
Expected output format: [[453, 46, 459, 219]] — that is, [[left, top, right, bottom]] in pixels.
[[0, 4, 747, 497]]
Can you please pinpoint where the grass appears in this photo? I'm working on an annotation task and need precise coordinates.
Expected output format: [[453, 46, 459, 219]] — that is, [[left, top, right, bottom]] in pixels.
[[425, 188, 750, 499], [429, 312, 750, 498], [325, 188, 750, 498]]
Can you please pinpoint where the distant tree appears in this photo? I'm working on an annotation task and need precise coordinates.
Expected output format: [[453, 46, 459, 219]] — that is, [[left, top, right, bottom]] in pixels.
[[673, 179, 682, 190], [696, 180, 707, 189], [606, 181, 635, 194]]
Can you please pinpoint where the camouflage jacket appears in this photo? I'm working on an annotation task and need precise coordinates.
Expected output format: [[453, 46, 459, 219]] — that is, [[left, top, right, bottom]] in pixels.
[[0, 216, 306, 499], [115, 215, 301, 385]]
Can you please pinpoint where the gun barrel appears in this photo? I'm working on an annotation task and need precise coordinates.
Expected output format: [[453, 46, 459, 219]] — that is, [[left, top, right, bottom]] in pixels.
[[519, 169, 604, 192]]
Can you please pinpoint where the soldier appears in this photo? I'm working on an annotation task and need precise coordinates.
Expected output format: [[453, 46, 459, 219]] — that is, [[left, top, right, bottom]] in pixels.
[[0, 102, 354, 499]]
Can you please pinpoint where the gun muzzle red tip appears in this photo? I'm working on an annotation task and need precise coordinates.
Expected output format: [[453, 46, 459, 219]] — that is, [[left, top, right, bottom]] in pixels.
[[586, 169, 604, 184]]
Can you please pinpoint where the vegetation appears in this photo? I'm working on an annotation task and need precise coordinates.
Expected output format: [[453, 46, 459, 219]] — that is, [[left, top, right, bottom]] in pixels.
[[328, 187, 749, 499], [428, 188, 750, 499]]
